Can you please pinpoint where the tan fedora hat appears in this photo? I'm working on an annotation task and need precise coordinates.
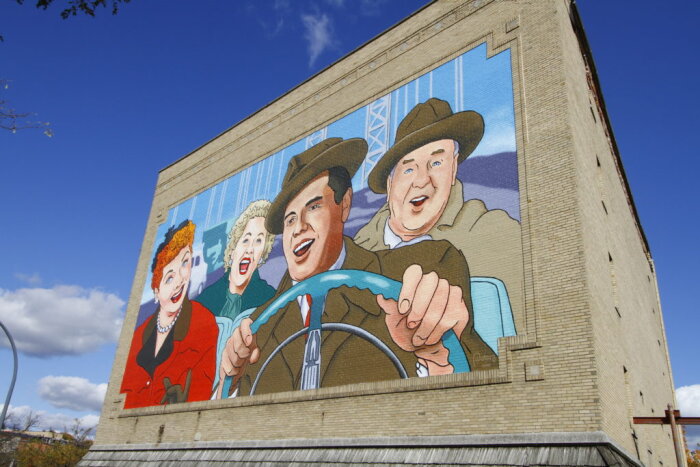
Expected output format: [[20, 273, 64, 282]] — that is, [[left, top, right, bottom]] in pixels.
[[266, 137, 368, 234], [368, 98, 484, 194]]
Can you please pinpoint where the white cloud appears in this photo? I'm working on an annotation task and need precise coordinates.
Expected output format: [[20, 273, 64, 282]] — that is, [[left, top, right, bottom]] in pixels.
[[14, 272, 42, 286], [248, 0, 288, 38], [471, 106, 516, 157], [2, 404, 99, 435], [301, 12, 335, 67], [38, 376, 107, 412], [677, 385, 700, 416], [274, 0, 290, 11], [360, 0, 389, 16], [264, 17, 285, 37], [472, 125, 516, 157], [0, 285, 124, 357], [677, 385, 700, 449]]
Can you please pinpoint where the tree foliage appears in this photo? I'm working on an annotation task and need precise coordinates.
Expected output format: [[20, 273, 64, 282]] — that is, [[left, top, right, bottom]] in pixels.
[[7, 418, 94, 466], [684, 427, 700, 467], [688, 447, 700, 467], [15, 439, 92, 467], [1, 0, 131, 42], [15, 0, 131, 20]]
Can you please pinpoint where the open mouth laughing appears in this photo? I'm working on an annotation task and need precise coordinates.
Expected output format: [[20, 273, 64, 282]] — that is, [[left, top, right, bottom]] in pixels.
[[293, 239, 314, 257], [170, 284, 184, 303], [239, 257, 252, 275], [410, 195, 429, 207]]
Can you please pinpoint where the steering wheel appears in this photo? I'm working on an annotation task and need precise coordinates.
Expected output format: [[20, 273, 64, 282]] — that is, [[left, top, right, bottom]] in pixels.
[[223, 269, 469, 397]]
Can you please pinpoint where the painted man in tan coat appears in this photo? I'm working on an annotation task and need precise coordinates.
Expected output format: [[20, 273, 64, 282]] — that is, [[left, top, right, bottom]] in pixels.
[[354, 98, 524, 330]]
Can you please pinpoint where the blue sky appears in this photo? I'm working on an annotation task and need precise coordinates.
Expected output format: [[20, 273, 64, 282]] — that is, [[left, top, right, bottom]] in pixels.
[[0, 0, 698, 443]]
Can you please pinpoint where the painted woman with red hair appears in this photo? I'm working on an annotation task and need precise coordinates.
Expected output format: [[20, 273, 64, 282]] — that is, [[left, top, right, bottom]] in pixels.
[[120, 220, 218, 409]]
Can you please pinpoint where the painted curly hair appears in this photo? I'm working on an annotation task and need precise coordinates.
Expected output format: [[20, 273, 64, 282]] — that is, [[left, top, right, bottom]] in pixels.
[[223, 200, 274, 272], [151, 220, 196, 290]]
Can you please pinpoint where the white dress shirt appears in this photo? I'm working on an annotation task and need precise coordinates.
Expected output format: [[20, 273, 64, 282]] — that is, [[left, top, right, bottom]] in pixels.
[[293, 243, 347, 325], [383, 219, 432, 249]]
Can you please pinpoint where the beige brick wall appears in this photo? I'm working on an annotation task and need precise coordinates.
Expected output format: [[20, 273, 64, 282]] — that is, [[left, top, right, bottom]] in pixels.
[[558, 1, 677, 463], [93, 2, 676, 464]]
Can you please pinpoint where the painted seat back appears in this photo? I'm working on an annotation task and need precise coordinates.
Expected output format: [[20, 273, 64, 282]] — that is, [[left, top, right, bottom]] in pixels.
[[213, 315, 235, 392], [470, 277, 517, 354]]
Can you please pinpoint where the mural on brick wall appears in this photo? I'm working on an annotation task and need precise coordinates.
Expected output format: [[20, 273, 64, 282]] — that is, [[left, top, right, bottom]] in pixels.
[[120, 43, 523, 408]]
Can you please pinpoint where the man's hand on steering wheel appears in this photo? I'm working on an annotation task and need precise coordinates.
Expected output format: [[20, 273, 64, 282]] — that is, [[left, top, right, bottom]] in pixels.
[[219, 318, 259, 396], [376, 264, 469, 376]]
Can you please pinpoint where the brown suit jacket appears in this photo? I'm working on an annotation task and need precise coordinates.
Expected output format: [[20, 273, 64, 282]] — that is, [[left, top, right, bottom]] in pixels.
[[238, 236, 497, 396], [376, 241, 498, 373], [355, 180, 524, 335]]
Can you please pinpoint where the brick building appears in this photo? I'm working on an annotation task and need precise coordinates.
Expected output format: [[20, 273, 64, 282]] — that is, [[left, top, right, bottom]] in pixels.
[[83, 1, 678, 465]]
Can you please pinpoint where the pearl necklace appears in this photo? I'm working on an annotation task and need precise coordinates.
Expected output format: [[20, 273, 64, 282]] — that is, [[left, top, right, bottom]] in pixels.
[[157, 307, 181, 334]]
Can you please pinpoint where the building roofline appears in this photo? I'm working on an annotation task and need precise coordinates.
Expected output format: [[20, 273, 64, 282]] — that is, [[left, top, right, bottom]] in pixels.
[[569, 0, 652, 258], [159, 1, 437, 174]]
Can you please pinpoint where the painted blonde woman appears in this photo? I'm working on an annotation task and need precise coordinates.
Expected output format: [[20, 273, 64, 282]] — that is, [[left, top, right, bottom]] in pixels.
[[196, 200, 276, 323]]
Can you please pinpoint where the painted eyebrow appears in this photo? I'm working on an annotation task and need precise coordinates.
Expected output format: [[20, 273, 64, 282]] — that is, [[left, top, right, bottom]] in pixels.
[[430, 148, 446, 156], [401, 158, 415, 165], [284, 210, 297, 221], [243, 232, 252, 237], [285, 195, 324, 220], [305, 196, 323, 208]]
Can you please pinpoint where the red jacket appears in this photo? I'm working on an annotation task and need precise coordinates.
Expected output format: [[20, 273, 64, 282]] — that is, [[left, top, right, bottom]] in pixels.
[[120, 298, 218, 409]]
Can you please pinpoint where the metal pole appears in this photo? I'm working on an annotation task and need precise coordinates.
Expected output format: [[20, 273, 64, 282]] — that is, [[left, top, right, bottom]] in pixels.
[[667, 404, 685, 467], [0, 321, 18, 430]]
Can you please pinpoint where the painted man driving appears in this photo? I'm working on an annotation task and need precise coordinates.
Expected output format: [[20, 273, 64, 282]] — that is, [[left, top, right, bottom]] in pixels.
[[220, 137, 497, 396]]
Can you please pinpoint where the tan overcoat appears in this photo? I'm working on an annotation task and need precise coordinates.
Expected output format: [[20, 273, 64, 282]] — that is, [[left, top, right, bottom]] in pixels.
[[354, 180, 524, 334]]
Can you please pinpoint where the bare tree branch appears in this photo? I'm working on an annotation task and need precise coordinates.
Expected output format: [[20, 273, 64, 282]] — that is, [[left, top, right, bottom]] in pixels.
[[21, 409, 41, 431], [64, 418, 94, 444], [4, 410, 20, 430], [5, 408, 42, 431], [2, 1, 131, 135], [0, 80, 53, 136]]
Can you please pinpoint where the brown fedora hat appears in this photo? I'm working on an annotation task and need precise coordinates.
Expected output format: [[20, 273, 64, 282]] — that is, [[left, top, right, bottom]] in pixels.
[[368, 98, 484, 194], [266, 137, 368, 234]]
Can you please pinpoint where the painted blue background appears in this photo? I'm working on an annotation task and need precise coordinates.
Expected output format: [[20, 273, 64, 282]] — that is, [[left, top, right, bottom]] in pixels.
[[136, 43, 518, 324]]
